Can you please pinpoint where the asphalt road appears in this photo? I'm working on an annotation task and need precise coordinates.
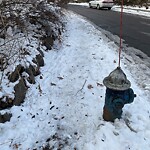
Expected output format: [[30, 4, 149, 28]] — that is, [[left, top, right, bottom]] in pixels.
[[66, 5, 150, 57]]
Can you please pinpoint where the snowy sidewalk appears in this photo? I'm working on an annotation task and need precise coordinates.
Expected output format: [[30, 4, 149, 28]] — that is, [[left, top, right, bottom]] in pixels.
[[0, 10, 150, 150]]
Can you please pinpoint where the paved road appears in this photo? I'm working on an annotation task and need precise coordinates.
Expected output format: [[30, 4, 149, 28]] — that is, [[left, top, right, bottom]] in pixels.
[[66, 5, 150, 57]]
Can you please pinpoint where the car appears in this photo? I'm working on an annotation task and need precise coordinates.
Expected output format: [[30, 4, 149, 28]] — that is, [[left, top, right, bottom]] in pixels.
[[89, 0, 114, 10], [73, 0, 78, 3]]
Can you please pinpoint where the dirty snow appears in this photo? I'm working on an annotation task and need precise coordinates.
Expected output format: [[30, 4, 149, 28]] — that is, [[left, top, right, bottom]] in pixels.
[[0, 8, 150, 150]]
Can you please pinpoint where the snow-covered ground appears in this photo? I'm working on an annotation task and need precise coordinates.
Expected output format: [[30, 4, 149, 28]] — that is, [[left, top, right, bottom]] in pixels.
[[69, 2, 150, 18], [112, 5, 150, 17], [0, 7, 150, 150]]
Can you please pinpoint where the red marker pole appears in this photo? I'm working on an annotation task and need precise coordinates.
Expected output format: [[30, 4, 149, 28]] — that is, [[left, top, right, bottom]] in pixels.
[[118, 0, 124, 67]]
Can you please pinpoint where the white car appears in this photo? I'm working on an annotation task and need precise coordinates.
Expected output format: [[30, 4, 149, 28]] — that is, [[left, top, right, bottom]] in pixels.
[[89, 0, 114, 10]]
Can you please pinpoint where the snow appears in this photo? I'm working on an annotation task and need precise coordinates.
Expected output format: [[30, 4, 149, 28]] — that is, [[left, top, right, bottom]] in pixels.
[[112, 5, 150, 18], [0, 5, 150, 150], [69, 2, 150, 18]]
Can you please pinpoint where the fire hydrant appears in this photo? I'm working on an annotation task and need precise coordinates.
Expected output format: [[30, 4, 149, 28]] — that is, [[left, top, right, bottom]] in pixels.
[[103, 67, 136, 122]]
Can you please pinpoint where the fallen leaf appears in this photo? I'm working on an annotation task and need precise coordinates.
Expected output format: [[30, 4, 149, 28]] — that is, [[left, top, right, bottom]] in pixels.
[[51, 83, 56, 86], [57, 77, 64, 80], [87, 84, 93, 89], [97, 82, 103, 87]]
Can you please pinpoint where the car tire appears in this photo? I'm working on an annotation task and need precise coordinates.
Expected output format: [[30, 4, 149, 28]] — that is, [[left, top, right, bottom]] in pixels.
[[97, 4, 100, 10], [89, 3, 92, 8], [108, 7, 111, 10]]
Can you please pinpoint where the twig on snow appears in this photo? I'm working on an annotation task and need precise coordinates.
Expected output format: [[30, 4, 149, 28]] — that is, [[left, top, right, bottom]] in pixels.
[[124, 118, 137, 133], [75, 79, 87, 96]]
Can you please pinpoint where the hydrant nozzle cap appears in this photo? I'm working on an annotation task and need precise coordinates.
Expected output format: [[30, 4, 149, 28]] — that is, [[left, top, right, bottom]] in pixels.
[[103, 67, 131, 91]]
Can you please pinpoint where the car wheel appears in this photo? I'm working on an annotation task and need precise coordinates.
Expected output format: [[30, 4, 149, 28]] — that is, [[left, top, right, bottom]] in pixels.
[[108, 7, 111, 10], [97, 4, 100, 10], [89, 3, 92, 8]]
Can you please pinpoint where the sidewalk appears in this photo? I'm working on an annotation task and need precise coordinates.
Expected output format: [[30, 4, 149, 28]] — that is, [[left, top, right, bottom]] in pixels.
[[0, 8, 150, 150]]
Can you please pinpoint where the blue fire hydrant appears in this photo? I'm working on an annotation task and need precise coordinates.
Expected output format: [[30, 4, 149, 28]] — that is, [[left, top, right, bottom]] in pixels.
[[103, 67, 136, 122]]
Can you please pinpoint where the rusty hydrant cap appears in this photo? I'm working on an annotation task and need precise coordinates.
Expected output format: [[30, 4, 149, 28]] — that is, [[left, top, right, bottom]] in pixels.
[[103, 67, 131, 91]]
